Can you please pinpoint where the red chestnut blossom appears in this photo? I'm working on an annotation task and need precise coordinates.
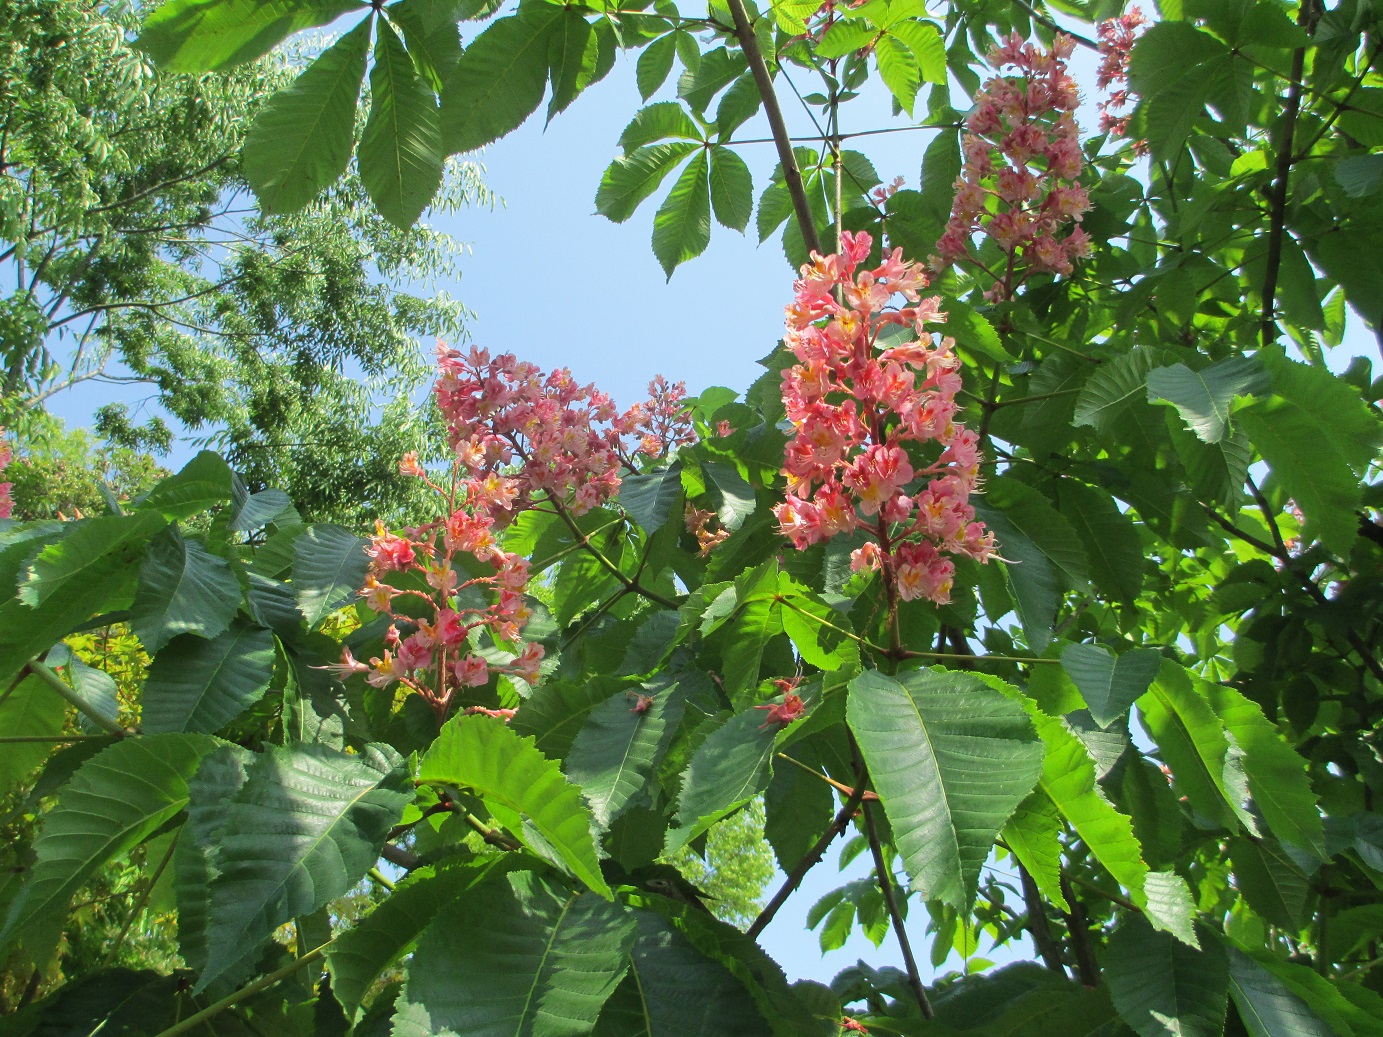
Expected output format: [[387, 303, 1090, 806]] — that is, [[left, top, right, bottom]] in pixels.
[[1096, 8, 1147, 144], [621, 374, 698, 457], [773, 231, 996, 608], [931, 35, 1091, 300], [842, 1019, 869, 1035], [0, 432, 12, 520], [755, 689, 807, 730]]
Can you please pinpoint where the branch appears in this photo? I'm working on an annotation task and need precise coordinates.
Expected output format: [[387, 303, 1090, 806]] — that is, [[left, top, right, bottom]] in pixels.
[[552, 502, 678, 610], [1059, 875, 1100, 986], [380, 843, 421, 870], [26, 659, 130, 737], [149, 941, 330, 1037], [1018, 864, 1069, 977], [1011, 0, 1100, 51], [725, 0, 822, 256], [861, 796, 934, 1019], [747, 764, 869, 940]]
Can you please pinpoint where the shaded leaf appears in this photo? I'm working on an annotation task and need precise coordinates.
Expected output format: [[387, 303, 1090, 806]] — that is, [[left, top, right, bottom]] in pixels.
[[294, 525, 369, 628], [142, 621, 276, 735], [129, 528, 241, 653], [1104, 917, 1227, 1037], [1061, 643, 1162, 730]]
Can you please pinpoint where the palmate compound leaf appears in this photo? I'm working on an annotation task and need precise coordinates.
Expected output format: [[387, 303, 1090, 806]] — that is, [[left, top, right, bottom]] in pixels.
[[196, 743, 411, 992], [419, 716, 612, 898], [327, 859, 514, 1022], [592, 910, 770, 1037], [846, 668, 1044, 908], [128, 526, 241, 653], [1103, 917, 1228, 1037], [140, 621, 276, 734], [1060, 643, 1162, 730], [241, 16, 371, 215], [565, 676, 689, 830], [391, 872, 635, 1037], [0, 734, 220, 955]]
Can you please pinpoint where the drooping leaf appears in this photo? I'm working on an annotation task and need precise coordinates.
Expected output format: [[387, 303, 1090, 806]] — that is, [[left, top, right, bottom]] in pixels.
[[1228, 838, 1310, 931], [847, 668, 1043, 908], [1103, 917, 1228, 1037], [137, 0, 364, 72], [566, 678, 688, 829], [386, 0, 463, 92], [441, 5, 565, 152], [709, 147, 753, 232], [703, 461, 756, 531], [141, 621, 277, 735], [419, 716, 612, 897], [1052, 479, 1145, 604], [241, 17, 371, 214], [668, 707, 778, 852], [0, 734, 218, 952], [597, 142, 699, 225], [197, 743, 410, 991], [1060, 643, 1162, 730], [1001, 792, 1069, 912], [652, 150, 712, 278], [392, 872, 635, 1037], [230, 489, 293, 533], [128, 527, 241, 653], [359, 18, 445, 228], [293, 524, 369, 628]]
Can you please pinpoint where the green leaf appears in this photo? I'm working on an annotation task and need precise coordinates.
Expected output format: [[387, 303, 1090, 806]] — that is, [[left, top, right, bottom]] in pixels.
[[1227, 838, 1310, 931], [1060, 643, 1162, 730], [1103, 917, 1228, 1037], [359, 18, 445, 228], [393, 872, 635, 1037], [619, 463, 683, 535], [1001, 792, 1070, 912], [512, 676, 636, 759], [888, 19, 946, 84], [387, 0, 463, 93], [1140, 662, 1251, 833], [652, 150, 711, 278], [1244, 950, 1383, 1037], [593, 910, 770, 1037], [1226, 946, 1334, 1037], [779, 586, 860, 671], [230, 489, 293, 533], [128, 528, 241, 653], [668, 707, 778, 851], [293, 524, 369, 628], [327, 860, 508, 1021], [0, 734, 218, 952], [546, 8, 598, 122], [566, 678, 687, 829], [709, 148, 753, 232], [137, 451, 235, 520], [1143, 871, 1200, 949], [1074, 345, 1157, 432], [596, 142, 699, 224], [815, 21, 876, 59], [142, 621, 276, 735], [937, 300, 1011, 364], [19, 513, 163, 608], [619, 103, 704, 152], [441, 5, 564, 152], [242, 17, 371, 214], [197, 743, 410, 991], [1146, 358, 1270, 444], [137, 0, 364, 72], [677, 46, 747, 115], [1202, 681, 1325, 859], [713, 73, 761, 138], [0, 675, 70, 793], [847, 668, 1043, 908], [972, 502, 1060, 651], [1052, 480, 1144, 604], [874, 34, 920, 116], [419, 715, 612, 897], [637, 34, 676, 101]]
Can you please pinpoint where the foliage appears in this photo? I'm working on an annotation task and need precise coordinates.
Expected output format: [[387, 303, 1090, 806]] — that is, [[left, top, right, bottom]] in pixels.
[[1, 0, 1382, 1034]]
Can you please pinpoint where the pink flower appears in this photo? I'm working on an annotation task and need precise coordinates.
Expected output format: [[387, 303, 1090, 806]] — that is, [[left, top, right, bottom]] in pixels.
[[454, 654, 489, 687], [312, 646, 371, 681], [755, 691, 807, 730]]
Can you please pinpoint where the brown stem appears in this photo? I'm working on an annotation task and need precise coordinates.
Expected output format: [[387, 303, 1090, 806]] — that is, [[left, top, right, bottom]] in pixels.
[[1018, 864, 1068, 977], [725, 0, 822, 256], [775, 752, 879, 801], [861, 797, 934, 1018], [747, 765, 869, 939], [380, 843, 421, 870], [1060, 875, 1100, 986], [552, 501, 677, 609]]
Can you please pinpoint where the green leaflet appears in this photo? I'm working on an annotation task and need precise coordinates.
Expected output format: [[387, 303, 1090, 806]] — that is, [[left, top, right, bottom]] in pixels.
[[1060, 643, 1162, 730], [847, 668, 1043, 908], [327, 859, 512, 1021], [1227, 837, 1311, 931], [619, 462, 684, 536], [128, 527, 241, 653], [566, 677, 688, 829], [709, 147, 753, 232], [1103, 917, 1228, 1037], [136, 451, 235, 520], [359, 18, 445, 228], [1001, 792, 1069, 912], [141, 621, 276, 734], [419, 715, 612, 897], [0, 733, 220, 954], [196, 743, 411, 991], [1051, 479, 1145, 605], [137, 0, 363, 72], [18, 512, 164, 608], [393, 872, 635, 1037], [1226, 946, 1334, 1037], [511, 675, 640, 759], [667, 706, 778, 852], [653, 150, 712, 278], [441, 4, 565, 153], [241, 17, 371, 214], [1146, 357, 1270, 444], [597, 142, 700, 223], [292, 524, 370, 628]]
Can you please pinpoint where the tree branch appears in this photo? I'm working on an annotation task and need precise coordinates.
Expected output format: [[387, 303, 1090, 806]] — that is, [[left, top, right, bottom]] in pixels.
[[1018, 864, 1068, 977], [26, 658, 130, 737], [861, 796, 934, 1019]]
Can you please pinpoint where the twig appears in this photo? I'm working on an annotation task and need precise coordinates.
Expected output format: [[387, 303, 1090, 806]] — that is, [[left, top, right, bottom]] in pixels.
[[725, 0, 822, 256], [1011, 0, 1100, 51], [147, 942, 330, 1037], [1060, 875, 1100, 986], [26, 657, 130, 737], [0, 734, 108, 743], [1018, 864, 1068, 977], [862, 796, 934, 1018], [775, 752, 879, 801], [106, 832, 178, 965], [747, 765, 869, 939], [552, 502, 677, 610], [380, 844, 421, 870]]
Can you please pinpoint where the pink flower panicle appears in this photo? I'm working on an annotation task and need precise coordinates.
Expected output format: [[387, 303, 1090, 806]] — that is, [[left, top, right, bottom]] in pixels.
[[619, 375, 698, 458], [0, 431, 11, 520], [871, 175, 906, 206], [772, 231, 997, 606], [1096, 8, 1147, 145], [931, 34, 1092, 300]]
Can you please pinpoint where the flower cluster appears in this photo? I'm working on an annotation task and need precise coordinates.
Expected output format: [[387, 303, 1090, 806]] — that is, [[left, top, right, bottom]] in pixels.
[[433, 345, 691, 519], [932, 34, 1091, 299], [1096, 8, 1147, 144], [772, 231, 996, 606], [684, 503, 730, 557], [0, 432, 11, 520]]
